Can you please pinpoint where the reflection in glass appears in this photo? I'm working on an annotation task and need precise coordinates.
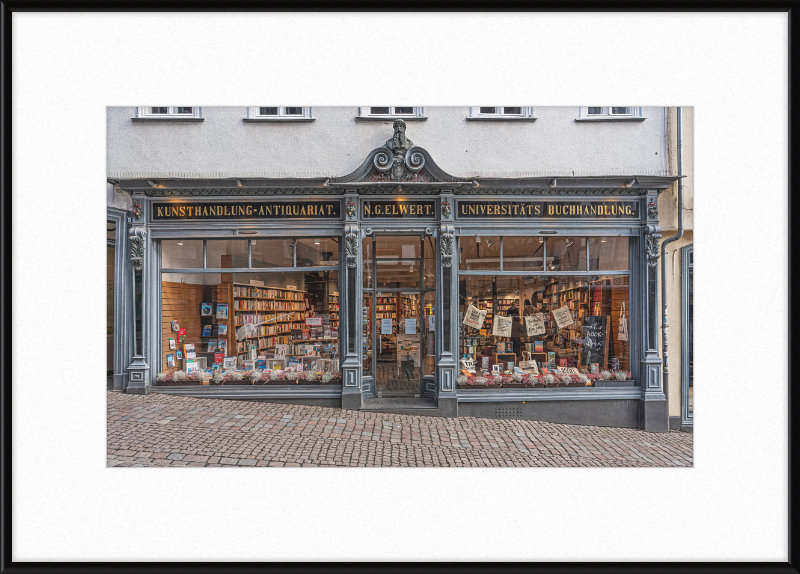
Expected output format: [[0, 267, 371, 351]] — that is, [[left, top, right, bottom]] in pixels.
[[363, 293, 373, 375], [206, 240, 248, 268], [545, 236, 586, 271], [503, 236, 545, 271], [458, 236, 501, 271], [589, 237, 629, 271], [162, 240, 204, 268], [251, 239, 293, 268]]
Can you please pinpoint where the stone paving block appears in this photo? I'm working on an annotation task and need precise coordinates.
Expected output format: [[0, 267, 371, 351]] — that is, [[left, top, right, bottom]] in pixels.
[[167, 453, 185, 461]]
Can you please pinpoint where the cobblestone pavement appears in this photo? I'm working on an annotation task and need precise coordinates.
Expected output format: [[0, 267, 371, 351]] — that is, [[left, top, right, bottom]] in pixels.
[[107, 392, 693, 468]]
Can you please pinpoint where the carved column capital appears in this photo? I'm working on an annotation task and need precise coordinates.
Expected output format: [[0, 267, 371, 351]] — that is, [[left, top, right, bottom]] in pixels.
[[440, 224, 454, 268], [129, 227, 147, 271], [344, 224, 359, 268]]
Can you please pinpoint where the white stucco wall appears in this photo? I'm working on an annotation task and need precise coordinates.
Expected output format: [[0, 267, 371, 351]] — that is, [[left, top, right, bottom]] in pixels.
[[106, 106, 668, 179], [659, 107, 694, 231]]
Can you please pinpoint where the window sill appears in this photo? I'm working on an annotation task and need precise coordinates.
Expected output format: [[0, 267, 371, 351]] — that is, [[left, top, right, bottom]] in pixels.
[[132, 117, 204, 122], [574, 117, 646, 122], [355, 116, 428, 122], [466, 116, 537, 122], [243, 117, 315, 123]]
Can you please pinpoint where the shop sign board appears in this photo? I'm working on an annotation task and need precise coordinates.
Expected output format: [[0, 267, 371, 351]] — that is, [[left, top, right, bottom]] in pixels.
[[362, 200, 436, 218], [456, 200, 639, 219], [152, 200, 341, 221]]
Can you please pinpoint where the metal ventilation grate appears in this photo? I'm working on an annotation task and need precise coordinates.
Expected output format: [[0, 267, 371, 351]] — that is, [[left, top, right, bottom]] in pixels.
[[494, 405, 522, 419]]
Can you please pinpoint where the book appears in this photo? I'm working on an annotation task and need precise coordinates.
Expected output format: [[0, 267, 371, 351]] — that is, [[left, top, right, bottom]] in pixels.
[[171, 320, 179, 332], [168, 337, 176, 350], [558, 359, 567, 367], [166, 354, 175, 367], [185, 359, 198, 372], [207, 341, 216, 353], [534, 341, 544, 353], [219, 323, 228, 335], [497, 342, 505, 353], [256, 358, 267, 370], [216, 303, 228, 319], [210, 324, 219, 337], [176, 350, 183, 360], [302, 329, 309, 340], [217, 339, 227, 353], [223, 357, 237, 370], [178, 328, 186, 336], [178, 335, 186, 344], [547, 352, 556, 368], [214, 352, 224, 365], [184, 343, 196, 359], [201, 324, 212, 337], [200, 303, 212, 316], [540, 363, 550, 375]]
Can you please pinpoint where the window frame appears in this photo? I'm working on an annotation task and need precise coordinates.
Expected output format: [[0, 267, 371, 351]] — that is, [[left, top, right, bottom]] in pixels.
[[576, 107, 646, 122], [133, 107, 203, 121], [355, 106, 427, 121], [455, 234, 635, 386], [160, 237, 340, 273], [244, 107, 315, 122], [467, 106, 537, 121]]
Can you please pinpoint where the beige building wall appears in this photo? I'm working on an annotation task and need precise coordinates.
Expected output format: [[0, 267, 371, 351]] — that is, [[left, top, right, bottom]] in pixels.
[[659, 107, 694, 419]]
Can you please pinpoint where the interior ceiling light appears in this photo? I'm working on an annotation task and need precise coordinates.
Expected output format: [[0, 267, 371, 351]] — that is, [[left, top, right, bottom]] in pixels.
[[486, 239, 494, 248], [177, 242, 183, 246], [315, 238, 320, 245]]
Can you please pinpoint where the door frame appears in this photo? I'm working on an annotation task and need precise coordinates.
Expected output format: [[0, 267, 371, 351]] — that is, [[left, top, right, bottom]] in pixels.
[[362, 230, 437, 398]]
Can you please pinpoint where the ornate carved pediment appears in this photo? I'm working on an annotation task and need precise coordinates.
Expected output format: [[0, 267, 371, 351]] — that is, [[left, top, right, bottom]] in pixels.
[[333, 119, 462, 184]]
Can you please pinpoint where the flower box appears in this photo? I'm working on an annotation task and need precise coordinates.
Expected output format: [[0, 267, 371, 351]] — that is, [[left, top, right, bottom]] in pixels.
[[501, 383, 528, 388]]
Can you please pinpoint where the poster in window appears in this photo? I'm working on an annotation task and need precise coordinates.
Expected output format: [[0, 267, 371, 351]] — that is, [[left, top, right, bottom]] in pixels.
[[462, 304, 487, 330], [405, 318, 417, 335], [223, 357, 237, 370], [492, 315, 512, 337], [524, 313, 546, 336], [381, 318, 393, 335], [552, 305, 574, 329], [274, 344, 288, 360]]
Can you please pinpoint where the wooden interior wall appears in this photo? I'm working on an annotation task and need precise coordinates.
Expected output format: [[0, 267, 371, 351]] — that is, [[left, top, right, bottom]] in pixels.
[[162, 281, 205, 374]]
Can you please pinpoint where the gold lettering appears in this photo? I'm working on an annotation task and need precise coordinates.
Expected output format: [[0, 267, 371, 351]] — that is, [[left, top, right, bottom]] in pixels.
[[549, 205, 554, 215], [625, 205, 632, 215], [426, 204, 432, 215], [534, 205, 540, 215], [246, 206, 253, 216], [157, 206, 164, 216], [327, 204, 332, 214], [400, 204, 409, 215]]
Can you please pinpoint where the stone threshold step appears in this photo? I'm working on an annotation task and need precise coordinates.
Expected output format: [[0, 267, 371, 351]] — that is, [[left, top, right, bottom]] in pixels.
[[362, 398, 438, 410]]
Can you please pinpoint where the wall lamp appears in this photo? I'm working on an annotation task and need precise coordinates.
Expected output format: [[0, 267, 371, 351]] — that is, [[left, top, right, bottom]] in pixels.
[[624, 178, 637, 188], [549, 178, 557, 187], [565, 238, 574, 247], [485, 239, 494, 248]]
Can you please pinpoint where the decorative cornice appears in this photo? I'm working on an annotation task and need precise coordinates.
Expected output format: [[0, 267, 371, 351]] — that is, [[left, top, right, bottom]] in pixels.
[[146, 188, 340, 197], [456, 188, 646, 196]]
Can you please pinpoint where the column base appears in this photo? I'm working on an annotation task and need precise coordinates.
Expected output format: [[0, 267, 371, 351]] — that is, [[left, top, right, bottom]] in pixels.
[[113, 372, 129, 391], [640, 393, 669, 433], [437, 394, 458, 418], [341, 387, 363, 411], [127, 355, 150, 395]]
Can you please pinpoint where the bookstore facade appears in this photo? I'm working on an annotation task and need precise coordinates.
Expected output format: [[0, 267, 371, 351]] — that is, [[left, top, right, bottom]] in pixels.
[[116, 120, 678, 431]]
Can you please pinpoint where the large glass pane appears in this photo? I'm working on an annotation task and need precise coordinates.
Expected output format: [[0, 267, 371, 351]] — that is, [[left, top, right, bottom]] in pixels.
[[423, 291, 436, 377], [285, 107, 303, 115], [151, 107, 168, 114], [370, 107, 390, 115], [375, 292, 423, 397], [688, 262, 693, 417], [259, 107, 278, 115], [587, 107, 603, 115], [589, 236, 629, 271], [162, 240, 204, 268], [296, 237, 338, 266], [394, 107, 414, 115], [611, 107, 631, 115], [423, 234, 436, 288], [158, 271, 341, 386], [206, 240, 248, 268], [458, 235, 500, 271], [502, 107, 522, 115], [375, 235, 422, 289], [251, 238, 293, 268], [503, 236, 545, 271], [458, 274, 630, 388], [363, 236, 373, 288], [107, 220, 116, 241], [479, 107, 497, 114], [545, 236, 586, 271], [175, 107, 193, 114]]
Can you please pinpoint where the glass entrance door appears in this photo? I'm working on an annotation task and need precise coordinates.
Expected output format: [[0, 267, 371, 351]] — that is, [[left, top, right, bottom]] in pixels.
[[362, 233, 436, 398]]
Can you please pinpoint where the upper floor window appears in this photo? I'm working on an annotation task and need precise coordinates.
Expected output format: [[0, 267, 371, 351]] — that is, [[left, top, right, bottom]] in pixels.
[[133, 107, 203, 121], [356, 107, 426, 121], [467, 107, 536, 121], [244, 107, 314, 122], [577, 107, 645, 122]]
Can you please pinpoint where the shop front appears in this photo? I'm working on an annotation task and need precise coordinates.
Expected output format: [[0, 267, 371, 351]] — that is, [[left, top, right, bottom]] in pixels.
[[115, 120, 677, 431]]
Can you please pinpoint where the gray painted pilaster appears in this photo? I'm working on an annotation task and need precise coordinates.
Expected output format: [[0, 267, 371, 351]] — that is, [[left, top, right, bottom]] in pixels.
[[437, 215, 457, 416], [126, 192, 151, 394], [108, 207, 132, 390], [639, 190, 667, 432], [340, 216, 363, 410]]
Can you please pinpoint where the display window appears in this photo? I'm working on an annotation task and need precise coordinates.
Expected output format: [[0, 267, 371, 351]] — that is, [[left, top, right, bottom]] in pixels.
[[157, 238, 341, 386], [457, 235, 632, 389]]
